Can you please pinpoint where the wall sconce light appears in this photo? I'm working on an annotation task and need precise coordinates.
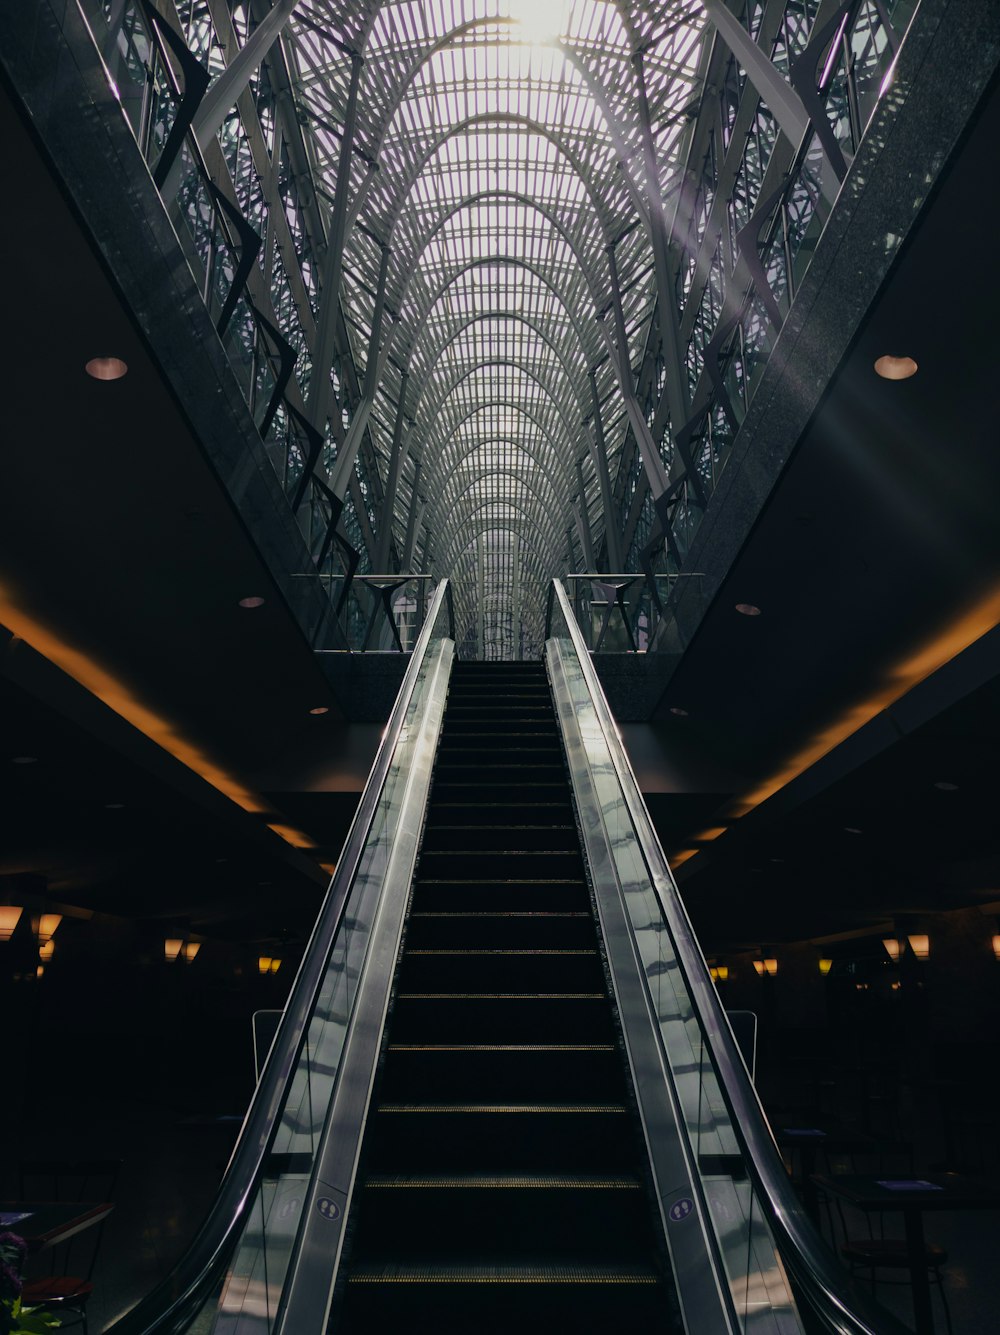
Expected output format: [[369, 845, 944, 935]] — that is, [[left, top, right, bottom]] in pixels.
[[883, 938, 901, 962], [182, 942, 201, 964], [36, 914, 62, 944], [907, 933, 930, 960], [36, 965, 44, 980], [269, 958, 281, 974], [164, 938, 184, 964], [709, 966, 719, 982], [763, 958, 777, 976], [715, 965, 729, 982], [753, 960, 764, 976], [258, 955, 272, 975], [991, 934, 1000, 961], [0, 906, 22, 942], [38, 940, 55, 963], [818, 958, 833, 976]]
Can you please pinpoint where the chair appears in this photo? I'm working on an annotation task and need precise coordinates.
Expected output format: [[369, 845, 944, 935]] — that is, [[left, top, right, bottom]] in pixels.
[[18, 1159, 121, 1335], [840, 1236, 953, 1335]]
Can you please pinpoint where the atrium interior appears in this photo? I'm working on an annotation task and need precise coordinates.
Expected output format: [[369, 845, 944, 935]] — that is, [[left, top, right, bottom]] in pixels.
[[1, 0, 999, 1332]]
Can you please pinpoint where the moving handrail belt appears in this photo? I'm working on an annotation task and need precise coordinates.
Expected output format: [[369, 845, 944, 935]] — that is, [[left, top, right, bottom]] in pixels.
[[106, 580, 454, 1335], [546, 577, 909, 1335]]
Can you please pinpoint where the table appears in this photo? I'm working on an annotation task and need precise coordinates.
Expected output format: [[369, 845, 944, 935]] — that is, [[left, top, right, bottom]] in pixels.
[[774, 1123, 875, 1222], [0, 1201, 114, 1254], [811, 1172, 1000, 1334]]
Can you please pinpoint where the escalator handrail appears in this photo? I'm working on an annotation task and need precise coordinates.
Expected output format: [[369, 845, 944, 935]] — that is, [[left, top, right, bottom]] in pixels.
[[109, 578, 453, 1335], [547, 577, 908, 1335]]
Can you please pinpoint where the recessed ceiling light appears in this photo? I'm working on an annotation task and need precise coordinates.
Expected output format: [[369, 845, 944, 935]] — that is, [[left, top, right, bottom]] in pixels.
[[309, 706, 330, 715], [238, 596, 265, 609], [933, 781, 959, 791], [11, 756, 38, 765], [735, 603, 761, 616], [844, 826, 863, 834], [85, 356, 128, 381], [874, 354, 917, 380], [669, 706, 688, 717]]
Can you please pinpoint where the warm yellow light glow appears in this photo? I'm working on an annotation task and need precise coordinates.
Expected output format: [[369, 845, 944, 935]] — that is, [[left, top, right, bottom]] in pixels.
[[269, 958, 282, 974], [753, 960, 765, 976], [675, 585, 1000, 867], [991, 934, 1000, 961], [38, 940, 55, 962], [183, 942, 201, 963], [883, 937, 901, 962], [36, 914, 62, 944], [164, 938, 184, 963], [715, 964, 729, 982], [0, 597, 317, 857], [36, 965, 45, 979], [907, 933, 930, 960], [874, 355, 918, 380], [709, 966, 719, 981], [0, 906, 22, 941], [258, 956, 272, 975], [763, 958, 778, 977], [818, 958, 833, 975], [85, 356, 128, 381]]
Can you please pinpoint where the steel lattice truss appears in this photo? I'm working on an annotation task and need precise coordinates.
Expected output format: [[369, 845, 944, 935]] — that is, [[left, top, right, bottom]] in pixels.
[[283, 0, 708, 656]]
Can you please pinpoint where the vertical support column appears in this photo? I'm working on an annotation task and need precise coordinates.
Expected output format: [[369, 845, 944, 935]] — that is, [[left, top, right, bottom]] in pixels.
[[605, 248, 690, 505], [476, 532, 487, 661], [587, 370, 624, 572], [306, 52, 364, 440], [574, 458, 597, 571], [511, 533, 521, 661], [401, 459, 423, 571], [327, 240, 390, 499], [632, 50, 690, 433], [418, 524, 431, 632], [375, 369, 408, 572]]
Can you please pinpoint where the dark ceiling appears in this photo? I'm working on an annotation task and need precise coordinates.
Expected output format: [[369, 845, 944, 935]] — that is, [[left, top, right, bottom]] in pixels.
[[650, 69, 1000, 952]]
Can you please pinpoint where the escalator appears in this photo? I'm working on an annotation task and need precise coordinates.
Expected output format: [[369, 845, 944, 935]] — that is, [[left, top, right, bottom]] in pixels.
[[337, 660, 676, 1331], [109, 579, 909, 1335]]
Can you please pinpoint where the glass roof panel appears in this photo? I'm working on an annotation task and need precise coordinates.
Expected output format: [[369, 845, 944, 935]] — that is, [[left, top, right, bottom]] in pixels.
[[283, 0, 709, 655]]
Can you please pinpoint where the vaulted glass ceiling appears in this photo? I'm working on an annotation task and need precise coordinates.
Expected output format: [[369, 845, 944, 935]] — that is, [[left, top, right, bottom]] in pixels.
[[284, 0, 709, 657]]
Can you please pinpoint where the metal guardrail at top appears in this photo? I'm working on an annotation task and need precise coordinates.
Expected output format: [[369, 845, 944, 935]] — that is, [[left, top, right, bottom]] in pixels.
[[558, 572, 705, 652], [545, 577, 909, 1335], [295, 574, 453, 653], [107, 579, 454, 1335]]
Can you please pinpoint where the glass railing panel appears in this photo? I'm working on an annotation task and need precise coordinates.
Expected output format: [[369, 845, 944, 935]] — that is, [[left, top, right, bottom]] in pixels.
[[206, 589, 452, 1332], [546, 582, 800, 1333], [546, 578, 905, 1335], [103, 583, 453, 1335]]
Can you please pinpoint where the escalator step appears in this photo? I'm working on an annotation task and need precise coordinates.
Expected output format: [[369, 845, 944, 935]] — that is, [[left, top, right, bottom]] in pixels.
[[367, 1102, 633, 1171], [335, 660, 677, 1333], [389, 992, 612, 1043], [421, 824, 578, 851], [347, 1261, 658, 1283]]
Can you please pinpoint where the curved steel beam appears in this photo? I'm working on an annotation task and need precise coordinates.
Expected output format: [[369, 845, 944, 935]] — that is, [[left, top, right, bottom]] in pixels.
[[353, 17, 648, 225]]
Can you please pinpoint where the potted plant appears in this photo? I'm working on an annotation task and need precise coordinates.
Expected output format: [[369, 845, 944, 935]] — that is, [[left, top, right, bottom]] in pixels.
[[0, 1235, 59, 1334]]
